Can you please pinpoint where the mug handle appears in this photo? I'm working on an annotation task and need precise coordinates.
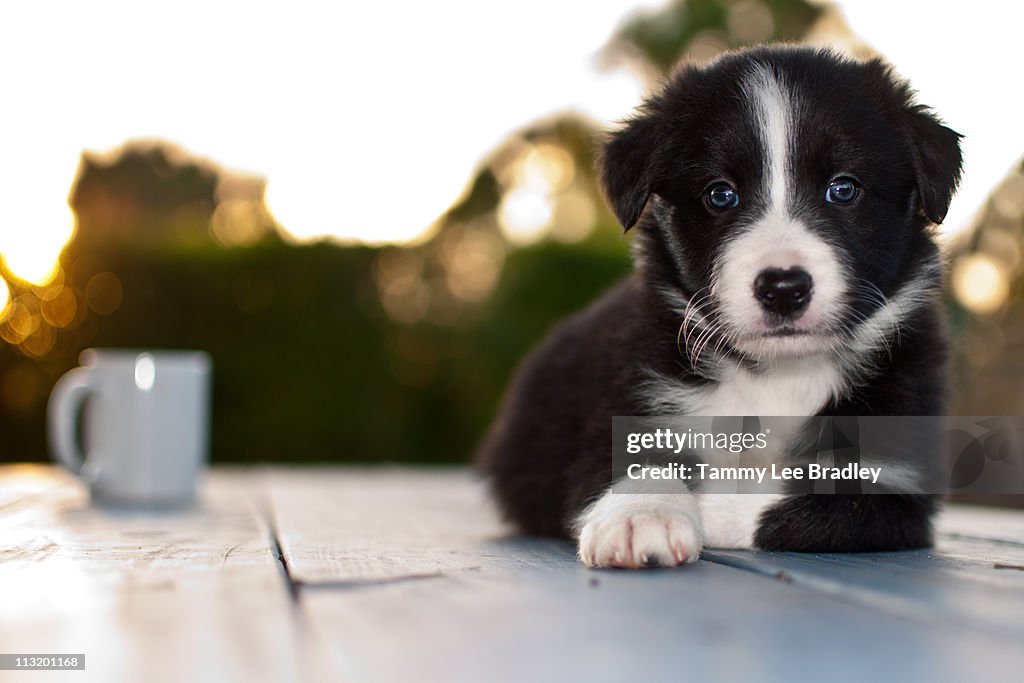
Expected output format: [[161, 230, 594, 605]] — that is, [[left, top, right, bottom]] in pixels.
[[47, 367, 97, 475]]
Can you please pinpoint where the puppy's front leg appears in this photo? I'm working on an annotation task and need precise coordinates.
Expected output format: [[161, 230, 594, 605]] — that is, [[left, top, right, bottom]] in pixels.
[[574, 489, 785, 567], [695, 494, 783, 549], [575, 488, 703, 569]]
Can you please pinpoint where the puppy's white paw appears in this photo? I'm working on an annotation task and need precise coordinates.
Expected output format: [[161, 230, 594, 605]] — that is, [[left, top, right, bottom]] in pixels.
[[577, 497, 702, 569]]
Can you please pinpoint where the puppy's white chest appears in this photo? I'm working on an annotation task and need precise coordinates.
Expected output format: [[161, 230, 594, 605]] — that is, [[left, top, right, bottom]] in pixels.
[[644, 357, 845, 417], [700, 359, 842, 416]]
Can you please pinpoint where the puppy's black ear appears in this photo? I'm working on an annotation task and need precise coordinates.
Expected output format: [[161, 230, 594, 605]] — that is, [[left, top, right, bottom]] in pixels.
[[906, 105, 963, 224], [599, 113, 662, 231]]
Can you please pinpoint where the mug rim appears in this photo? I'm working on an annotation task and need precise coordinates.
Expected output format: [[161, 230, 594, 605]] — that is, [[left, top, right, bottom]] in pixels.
[[80, 348, 211, 371]]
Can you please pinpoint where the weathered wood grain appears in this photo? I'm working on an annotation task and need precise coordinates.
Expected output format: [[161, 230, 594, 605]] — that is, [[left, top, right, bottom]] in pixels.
[[936, 502, 1024, 544], [0, 464, 69, 511], [0, 466, 324, 683], [703, 542, 1024, 639], [267, 466, 574, 584], [8, 465, 1024, 683], [299, 558, 1023, 683], [269, 467, 1024, 682], [268, 471, 1024, 683]]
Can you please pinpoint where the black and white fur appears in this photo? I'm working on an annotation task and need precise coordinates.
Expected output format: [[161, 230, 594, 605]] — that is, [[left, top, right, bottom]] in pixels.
[[477, 46, 962, 568]]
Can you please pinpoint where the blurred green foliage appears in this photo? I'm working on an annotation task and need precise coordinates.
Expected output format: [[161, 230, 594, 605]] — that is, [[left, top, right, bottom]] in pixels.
[[0, 233, 629, 462], [0, 0, 827, 463], [606, 0, 822, 74]]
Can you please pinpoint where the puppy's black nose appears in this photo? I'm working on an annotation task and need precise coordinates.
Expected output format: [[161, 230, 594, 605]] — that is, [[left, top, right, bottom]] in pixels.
[[754, 267, 813, 317]]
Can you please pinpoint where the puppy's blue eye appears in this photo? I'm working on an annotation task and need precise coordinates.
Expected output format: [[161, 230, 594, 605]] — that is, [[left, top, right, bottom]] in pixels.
[[826, 177, 859, 204], [706, 182, 739, 211]]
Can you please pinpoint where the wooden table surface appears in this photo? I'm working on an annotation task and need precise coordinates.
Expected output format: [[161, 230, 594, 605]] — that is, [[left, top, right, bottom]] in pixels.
[[2, 464, 1023, 683]]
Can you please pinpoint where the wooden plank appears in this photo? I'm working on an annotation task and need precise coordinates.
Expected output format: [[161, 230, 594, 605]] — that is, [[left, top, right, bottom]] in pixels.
[[0, 466, 323, 683], [705, 548, 1024, 632], [700, 502, 1024, 638], [299, 558, 1024, 683], [702, 529, 1024, 641], [936, 503, 1024, 544], [271, 468, 1024, 682], [0, 464, 71, 511], [267, 466, 572, 584]]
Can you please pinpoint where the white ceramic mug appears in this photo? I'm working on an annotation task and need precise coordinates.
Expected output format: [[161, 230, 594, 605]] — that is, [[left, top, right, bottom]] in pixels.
[[47, 349, 212, 507]]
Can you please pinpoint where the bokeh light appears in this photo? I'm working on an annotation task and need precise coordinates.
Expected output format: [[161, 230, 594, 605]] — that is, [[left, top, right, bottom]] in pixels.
[[40, 284, 78, 329], [444, 230, 505, 303], [85, 272, 124, 316], [993, 174, 1024, 221], [518, 144, 576, 194], [728, 0, 775, 42], [0, 277, 9, 318], [497, 143, 585, 245], [551, 188, 598, 243], [374, 249, 431, 324], [953, 253, 1010, 315], [499, 187, 554, 245]]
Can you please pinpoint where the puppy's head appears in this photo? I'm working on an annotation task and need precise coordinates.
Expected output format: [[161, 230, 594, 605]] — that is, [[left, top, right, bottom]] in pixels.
[[601, 46, 962, 361]]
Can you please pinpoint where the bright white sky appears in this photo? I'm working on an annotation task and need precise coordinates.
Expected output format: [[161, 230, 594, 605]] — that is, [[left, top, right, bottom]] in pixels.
[[0, 0, 1021, 284]]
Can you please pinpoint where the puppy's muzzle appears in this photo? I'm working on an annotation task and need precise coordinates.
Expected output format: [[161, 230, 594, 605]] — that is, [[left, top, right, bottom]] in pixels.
[[754, 267, 813, 318]]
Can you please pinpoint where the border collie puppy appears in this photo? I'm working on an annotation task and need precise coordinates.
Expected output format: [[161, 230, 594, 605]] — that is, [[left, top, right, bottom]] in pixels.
[[477, 45, 962, 568]]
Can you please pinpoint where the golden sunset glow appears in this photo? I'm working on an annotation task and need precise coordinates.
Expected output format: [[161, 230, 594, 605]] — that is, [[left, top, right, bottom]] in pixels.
[[0, 191, 75, 286], [0, 1, 1022, 303]]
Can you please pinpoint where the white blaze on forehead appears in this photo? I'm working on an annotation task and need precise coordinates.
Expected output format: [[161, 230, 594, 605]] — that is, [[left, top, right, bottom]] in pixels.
[[711, 62, 848, 355], [746, 63, 791, 213]]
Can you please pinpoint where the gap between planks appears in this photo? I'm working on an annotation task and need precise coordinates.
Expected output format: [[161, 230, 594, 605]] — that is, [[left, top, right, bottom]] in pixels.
[[261, 467, 1024, 645]]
